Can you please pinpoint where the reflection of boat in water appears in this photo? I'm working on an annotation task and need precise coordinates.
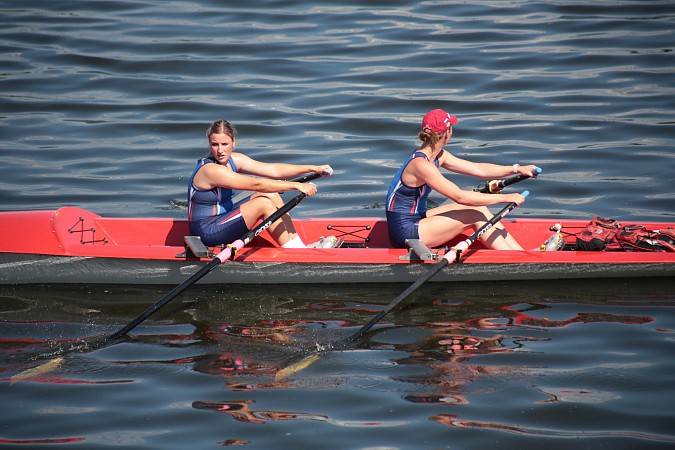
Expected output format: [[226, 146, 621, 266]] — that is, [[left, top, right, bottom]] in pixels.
[[1, 278, 672, 327], [2, 278, 671, 398], [1, 206, 673, 285]]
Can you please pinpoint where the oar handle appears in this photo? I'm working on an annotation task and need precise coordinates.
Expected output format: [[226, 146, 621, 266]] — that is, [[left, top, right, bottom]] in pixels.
[[477, 167, 541, 194], [287, 170, 329, 183]]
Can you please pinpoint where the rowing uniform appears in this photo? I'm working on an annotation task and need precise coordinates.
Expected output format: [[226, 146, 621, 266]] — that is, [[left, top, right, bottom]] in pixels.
[[187, 156, 249, 246], [386, 151, 439, 247]]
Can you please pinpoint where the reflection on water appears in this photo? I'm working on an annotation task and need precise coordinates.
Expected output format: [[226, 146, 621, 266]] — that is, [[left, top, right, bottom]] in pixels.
[[193, 399, 407, 428], [395, 302, 654, 407], [2, 280, 674, 447]]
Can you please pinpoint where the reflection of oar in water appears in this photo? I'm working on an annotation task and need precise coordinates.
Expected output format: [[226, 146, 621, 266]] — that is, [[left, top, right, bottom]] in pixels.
[[11, 172, 323, 383], [9, 357, 65, 385], [276, 191, 530, 380]]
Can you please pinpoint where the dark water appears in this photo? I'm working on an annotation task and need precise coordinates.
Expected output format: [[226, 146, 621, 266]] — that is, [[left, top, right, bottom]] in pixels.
[[1, 1, 674, 449]]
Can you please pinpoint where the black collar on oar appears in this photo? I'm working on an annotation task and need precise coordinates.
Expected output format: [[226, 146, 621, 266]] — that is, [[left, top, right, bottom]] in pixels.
[[276, 190, 530, 380], [10, 171, 323, 383], [475, 167, 542, 194]]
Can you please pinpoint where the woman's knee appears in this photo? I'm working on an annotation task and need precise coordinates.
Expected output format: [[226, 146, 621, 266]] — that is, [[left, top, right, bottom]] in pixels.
[[253, 192, 283, 207], [242, 196, 277, 220], [475, 206, 493, 219], [462, 206, 491, 227]]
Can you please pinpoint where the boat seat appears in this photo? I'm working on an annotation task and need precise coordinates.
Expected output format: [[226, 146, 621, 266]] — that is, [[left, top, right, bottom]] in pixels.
[[400, 239, 441, 261], [176, 236, 214, 259]]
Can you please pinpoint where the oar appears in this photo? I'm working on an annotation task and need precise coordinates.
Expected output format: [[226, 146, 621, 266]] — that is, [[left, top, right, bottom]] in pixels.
[[276, 191, 530, 379], [11, 172, 322, 383], [108, 172, 324, 341], [476, 167, 542, 193], [109, 194, 315, 341]]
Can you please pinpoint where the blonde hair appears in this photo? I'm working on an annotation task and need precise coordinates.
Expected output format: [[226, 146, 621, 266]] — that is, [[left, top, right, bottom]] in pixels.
[[418, 128, 445, 147], [206, 120, 237, 140]]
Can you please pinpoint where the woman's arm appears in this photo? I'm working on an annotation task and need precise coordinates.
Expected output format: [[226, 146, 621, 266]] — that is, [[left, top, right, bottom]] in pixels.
[[195, 162, 316, 195], [412, 158, 526, 207], [439, 152, 537, 178], [233, 153, 331, 179]]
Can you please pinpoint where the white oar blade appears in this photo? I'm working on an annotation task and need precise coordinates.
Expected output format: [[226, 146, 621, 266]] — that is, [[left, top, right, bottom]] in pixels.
[[275, 354, 321, 380], [10, 357, 64, 384]]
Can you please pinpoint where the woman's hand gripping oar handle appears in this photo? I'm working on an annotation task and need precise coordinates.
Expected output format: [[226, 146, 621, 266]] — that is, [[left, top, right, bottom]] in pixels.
[[276, 191, 530, 379], [476, 167, 541, 194]]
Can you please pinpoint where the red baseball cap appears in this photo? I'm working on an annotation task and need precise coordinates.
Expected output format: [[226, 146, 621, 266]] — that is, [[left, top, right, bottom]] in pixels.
[[422, 109, 458, 134]]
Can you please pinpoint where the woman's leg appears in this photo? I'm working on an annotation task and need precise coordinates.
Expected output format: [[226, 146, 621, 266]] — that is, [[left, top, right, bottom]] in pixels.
[[239, 193, 301, 246], [419, 204, 523, 250]]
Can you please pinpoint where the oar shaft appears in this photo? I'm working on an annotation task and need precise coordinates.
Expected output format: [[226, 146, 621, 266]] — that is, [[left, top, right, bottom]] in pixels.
[[345, 258, 449, 344], [443, 190, 529, 262], [223, 190, 309, 257], [107, 180, 320, 341], [108, 259, 220, 340], [503, 167, 541, 188], [343, 191, 529, 344]]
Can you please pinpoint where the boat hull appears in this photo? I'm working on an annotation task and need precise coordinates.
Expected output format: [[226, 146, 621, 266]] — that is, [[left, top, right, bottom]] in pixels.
[[1, 206, 673, 284], [1, 253, 673, 285]]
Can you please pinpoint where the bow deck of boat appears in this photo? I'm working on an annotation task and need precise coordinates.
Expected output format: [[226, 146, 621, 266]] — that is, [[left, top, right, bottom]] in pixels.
[[0, 206, 673, 284]]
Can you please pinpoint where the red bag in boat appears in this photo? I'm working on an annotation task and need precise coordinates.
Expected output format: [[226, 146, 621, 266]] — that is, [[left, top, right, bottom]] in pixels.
[[575, 217, 621, 251], [576, 217, 675, 252], [616, 226, 675, 252]]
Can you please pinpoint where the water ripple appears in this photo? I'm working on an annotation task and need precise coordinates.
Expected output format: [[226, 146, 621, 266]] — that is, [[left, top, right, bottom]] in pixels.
[[2, 2, 675, 448]]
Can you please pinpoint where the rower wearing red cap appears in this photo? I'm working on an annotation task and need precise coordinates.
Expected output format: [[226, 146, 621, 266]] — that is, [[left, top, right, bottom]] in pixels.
[[385, 109, 538, 250]]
